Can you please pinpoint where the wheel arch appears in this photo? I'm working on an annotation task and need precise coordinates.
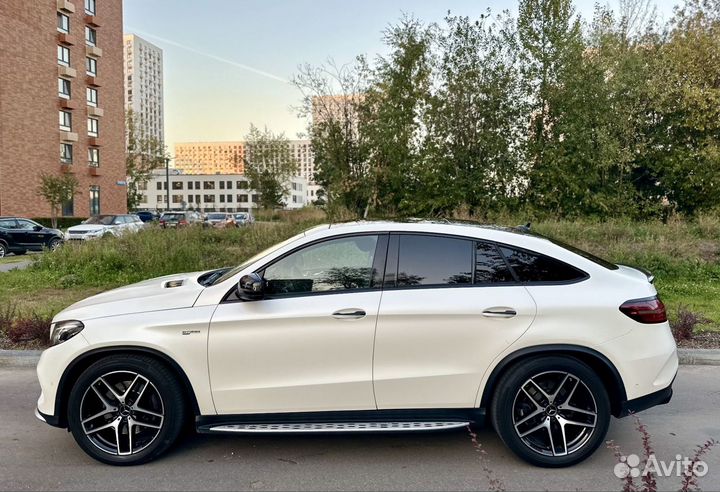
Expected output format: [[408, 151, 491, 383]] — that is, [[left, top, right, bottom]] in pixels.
[[53, 346, 201, 428], [479, 344, 628, 418]]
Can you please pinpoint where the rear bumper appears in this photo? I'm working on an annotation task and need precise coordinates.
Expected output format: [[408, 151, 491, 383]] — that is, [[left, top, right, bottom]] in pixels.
[[618, 374, 675, 417]]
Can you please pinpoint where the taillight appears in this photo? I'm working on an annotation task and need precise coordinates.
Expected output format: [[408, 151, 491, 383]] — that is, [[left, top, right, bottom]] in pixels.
[[179, 219, 188, 225], [619, 296, 667, 324]]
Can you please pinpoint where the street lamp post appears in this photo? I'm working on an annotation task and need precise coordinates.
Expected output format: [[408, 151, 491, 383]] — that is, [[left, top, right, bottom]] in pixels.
[[165, 157, 170, 211]]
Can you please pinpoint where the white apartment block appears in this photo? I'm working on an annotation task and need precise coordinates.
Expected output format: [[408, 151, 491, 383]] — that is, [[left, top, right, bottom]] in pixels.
[[137, 169, 308, 213], [174, 140, 317, 185], [123, 34, 164, 143]]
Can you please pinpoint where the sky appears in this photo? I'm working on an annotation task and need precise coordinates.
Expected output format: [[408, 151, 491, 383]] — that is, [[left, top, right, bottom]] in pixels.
[[123, 0, 678, 156]]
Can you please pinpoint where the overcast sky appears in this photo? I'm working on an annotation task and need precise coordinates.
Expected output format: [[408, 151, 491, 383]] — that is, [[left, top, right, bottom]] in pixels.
[[123, 0, 678, 155]]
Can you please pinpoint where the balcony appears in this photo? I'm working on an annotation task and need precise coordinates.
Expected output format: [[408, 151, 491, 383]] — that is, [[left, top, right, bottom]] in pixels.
[[58, 65, 76, 79], [87, 136, 99, 147], [84, 14, 101, 27], [58, 98, 78, 110], [57, 0, 75, 13], [60, 131, 78, 142], [87, 106, 104, 117], [86, 45, 102, 57], [85, 75, 100, 87], [57, 32, 73, 46], [88, 165, 100, 176]]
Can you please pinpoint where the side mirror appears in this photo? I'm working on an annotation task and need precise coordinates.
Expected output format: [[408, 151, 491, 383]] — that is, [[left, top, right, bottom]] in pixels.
[[238, 273, 265, 301], [33, 225, 43, 231]]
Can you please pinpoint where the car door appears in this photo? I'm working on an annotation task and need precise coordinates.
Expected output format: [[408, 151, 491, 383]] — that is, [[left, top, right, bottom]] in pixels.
[[0, 218, 23, 249], [373, 234, 537, 409], [15, 219, 46, 250], [208, 234, 388, 415]]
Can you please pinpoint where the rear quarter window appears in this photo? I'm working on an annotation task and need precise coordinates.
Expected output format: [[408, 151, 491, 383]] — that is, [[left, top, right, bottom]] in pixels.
[[499, 246, 587, 283]]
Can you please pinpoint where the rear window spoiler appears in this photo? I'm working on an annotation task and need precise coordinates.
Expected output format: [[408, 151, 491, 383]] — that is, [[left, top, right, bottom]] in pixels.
[[619, 264, 655, 284]]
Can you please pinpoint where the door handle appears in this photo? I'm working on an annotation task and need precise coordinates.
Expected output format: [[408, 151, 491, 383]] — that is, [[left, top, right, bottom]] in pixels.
[[332, 308, 366, 320], [482, 308, 517, 318]]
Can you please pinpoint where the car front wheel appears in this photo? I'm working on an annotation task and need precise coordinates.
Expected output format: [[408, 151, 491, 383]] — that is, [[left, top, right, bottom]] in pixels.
[[48, 238, 62, 251], [490, 356, 610, 467], [67, 354, 186, 465]]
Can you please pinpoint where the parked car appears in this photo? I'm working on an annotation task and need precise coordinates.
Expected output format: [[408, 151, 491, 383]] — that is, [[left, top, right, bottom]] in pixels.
[[0, 217, 63, 257], [205, 212, 236, 228], [233, 212, 254, 226], [65, 215, 144, 241], [134, 211, 159, 223], [159, 211, 202, 228], [36, 221, 677, 466]]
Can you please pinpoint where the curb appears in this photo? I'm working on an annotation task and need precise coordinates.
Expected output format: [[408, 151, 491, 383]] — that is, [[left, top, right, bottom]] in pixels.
[[1, 348, 720, 368]]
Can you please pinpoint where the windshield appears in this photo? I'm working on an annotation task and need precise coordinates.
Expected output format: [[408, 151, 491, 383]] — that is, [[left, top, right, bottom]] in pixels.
[[207, 213, 226, 220], [235, 213, 248, 219], [207, 231, 308, 286], [84, 215, 115, 225]]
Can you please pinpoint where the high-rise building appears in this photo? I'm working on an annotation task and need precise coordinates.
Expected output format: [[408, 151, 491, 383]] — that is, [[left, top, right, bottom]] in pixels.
[[0, 0, 127, 217], [123, 34, 164, 144], [174, 140, 315, 182]]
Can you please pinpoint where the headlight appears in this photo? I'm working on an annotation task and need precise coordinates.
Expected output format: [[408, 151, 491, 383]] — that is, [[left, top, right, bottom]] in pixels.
[[50, 320, 84, 346]]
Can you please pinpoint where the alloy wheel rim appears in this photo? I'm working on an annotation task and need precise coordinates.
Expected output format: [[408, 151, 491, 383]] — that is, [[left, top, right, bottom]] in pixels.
[[512, 371, 598, 457], [79, 370, 164, 456]]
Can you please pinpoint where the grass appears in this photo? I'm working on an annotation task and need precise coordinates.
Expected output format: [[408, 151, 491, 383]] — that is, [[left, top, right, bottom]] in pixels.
[[0, 209, 718, 348]]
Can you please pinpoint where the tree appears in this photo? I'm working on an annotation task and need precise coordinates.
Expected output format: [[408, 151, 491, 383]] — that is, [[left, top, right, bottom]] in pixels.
[[421, 11, 527, 216], [243, 125, 299, 211], [293, 59, 371, 217], [36, 173, 79, 228], [126, 110, 168, 211]]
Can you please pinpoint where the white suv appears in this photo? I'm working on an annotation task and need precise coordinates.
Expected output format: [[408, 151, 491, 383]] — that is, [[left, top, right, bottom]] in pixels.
[[36, 221, 677, 466]]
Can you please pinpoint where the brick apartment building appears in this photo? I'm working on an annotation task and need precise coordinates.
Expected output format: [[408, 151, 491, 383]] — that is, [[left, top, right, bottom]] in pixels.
[[0, 0, 127, 218]]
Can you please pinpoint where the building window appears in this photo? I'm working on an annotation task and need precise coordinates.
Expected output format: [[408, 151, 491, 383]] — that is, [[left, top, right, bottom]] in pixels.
[[87, 117, 98, 137], [85, 0, 96, 15], [157, 195, 164, 203], [85, 26, 97, 46], [88, 147, 100, 167], [237, 194, 248, 203], [86, 87, 98, 107], [219, 195, 225, 203], [156, 182, 162, 190], [62, 196, 74, 216], [204, 195, 215, 203], [86, 57, 97, 76], [219, 181, 225, 190], [237, 180, 248, 189], [203, 181, 215, 190], [57, 12, 70, 33], [188, 195, 194, 203], [57, 45, 70, 66], [60, 143, 73, 164], [172, 195, 183, 204], [58, 78, 71, 99], [172, 181, 183, 190], [226, 181, 232, 189], [226, 194, 232, 203], [195, 181, 200, 189], [188, 181, 193, 190], [89, 186, 100, 215], [59, 110, 72, 131]]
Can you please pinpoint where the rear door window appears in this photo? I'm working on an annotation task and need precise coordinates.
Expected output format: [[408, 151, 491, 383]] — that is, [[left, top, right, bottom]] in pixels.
[[475, 242, 515, 284], [396, 234, 473, 287]]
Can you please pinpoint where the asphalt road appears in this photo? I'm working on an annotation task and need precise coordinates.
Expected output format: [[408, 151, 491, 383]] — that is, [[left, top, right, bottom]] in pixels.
[[1, 366, 719, 491], [0, 258, 31, 272]]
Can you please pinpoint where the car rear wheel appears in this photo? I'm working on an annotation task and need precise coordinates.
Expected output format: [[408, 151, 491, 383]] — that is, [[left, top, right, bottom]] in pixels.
[[0, 243, 6, 258], [490, 356, 610, 467], [67, 354, 186, 465]]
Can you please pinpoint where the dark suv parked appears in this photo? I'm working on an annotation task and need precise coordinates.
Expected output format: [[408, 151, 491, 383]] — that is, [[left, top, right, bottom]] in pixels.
[[0, 217, 64, 257]]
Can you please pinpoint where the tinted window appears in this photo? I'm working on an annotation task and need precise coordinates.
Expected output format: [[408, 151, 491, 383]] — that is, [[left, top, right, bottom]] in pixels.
[[499, 246, 586, 282], [0, 219, 17, 229], [397, 235, 472, 286], [475, 242, 515, 284], [264, 235, 379, 295]]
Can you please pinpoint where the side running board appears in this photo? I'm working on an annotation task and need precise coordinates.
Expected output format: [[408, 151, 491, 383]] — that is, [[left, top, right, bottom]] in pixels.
[[203, 421, 469, 434]]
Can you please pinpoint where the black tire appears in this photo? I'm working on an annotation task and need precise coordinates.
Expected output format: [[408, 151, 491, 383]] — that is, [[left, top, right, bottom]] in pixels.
[[67, 354, 186, 466], [48, 238, 62, 251], [490, 356, 610, 467], [0, 242, 6, 258]]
